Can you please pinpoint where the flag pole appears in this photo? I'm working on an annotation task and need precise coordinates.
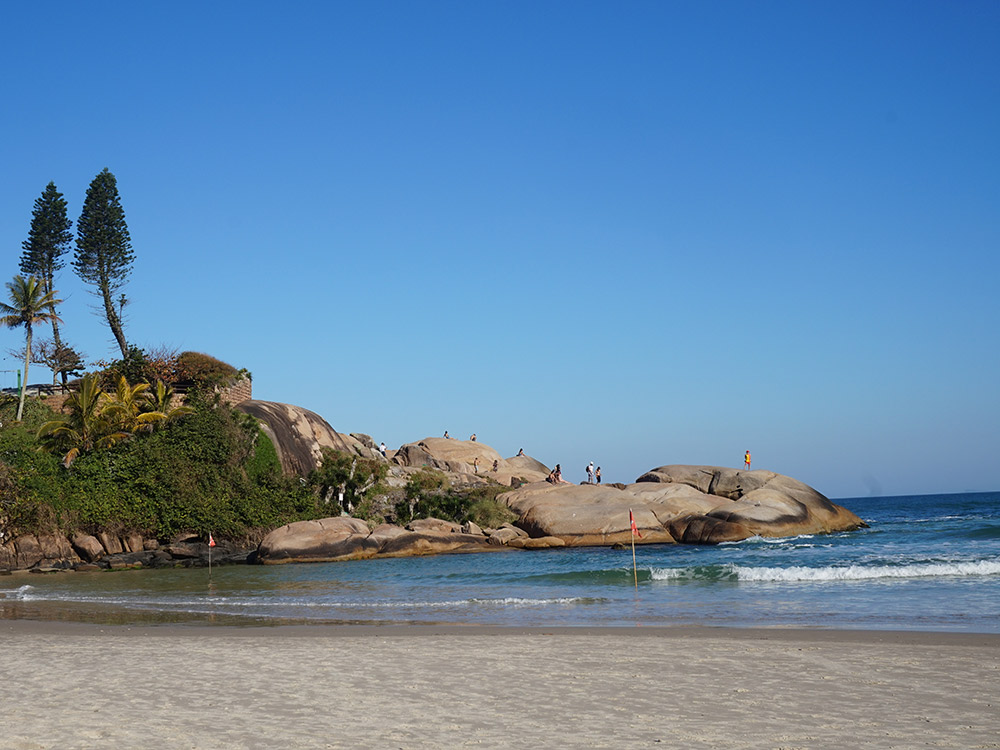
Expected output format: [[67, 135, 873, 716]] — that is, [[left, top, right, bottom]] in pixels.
[[631, 530, 638, 590], [629, 509, 638, 591]]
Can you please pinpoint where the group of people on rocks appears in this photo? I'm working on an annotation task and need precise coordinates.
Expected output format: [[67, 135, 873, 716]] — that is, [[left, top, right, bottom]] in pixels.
[[543, 462, 602, 485]]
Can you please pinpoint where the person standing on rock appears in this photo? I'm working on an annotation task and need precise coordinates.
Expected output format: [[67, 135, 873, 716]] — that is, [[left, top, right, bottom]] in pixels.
[[596, 466, 602, 484], [586, 462, 595, 484], [474, 457, 479, 473], [744, 450, 751, 470], [492, 459, 499, 472], [379, 442, 386, 456]]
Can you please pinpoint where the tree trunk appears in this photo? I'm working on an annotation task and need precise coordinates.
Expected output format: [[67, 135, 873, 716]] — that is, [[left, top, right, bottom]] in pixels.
[[100, 280, 128, 358], [16, 325, 32, 422], [41, 272, 67, 387]]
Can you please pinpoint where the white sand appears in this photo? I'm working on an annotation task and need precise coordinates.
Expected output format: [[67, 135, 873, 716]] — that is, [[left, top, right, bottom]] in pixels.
[[1, 622, 997, 749]]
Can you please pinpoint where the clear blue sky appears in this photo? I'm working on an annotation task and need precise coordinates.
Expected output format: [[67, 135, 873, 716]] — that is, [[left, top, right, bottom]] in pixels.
[[2, 1, 997, 498]]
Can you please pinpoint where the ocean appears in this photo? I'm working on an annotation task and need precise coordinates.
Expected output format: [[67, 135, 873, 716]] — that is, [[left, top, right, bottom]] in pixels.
[[2, 491, 998, 632]]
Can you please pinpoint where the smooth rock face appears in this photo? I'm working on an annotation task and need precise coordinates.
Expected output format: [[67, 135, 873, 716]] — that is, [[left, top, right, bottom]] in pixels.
[[235, 400, 382, 477], [392, 437, 549, 485], [257, 517, 379, 564], [71, 533, 105, 562], [503, 465, 865, 545], [255, 516, 508, 564]]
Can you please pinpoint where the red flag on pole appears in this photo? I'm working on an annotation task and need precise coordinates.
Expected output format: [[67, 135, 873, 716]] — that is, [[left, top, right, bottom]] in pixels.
[[208, 533, 216, 548], [629, 509, 642, 538]]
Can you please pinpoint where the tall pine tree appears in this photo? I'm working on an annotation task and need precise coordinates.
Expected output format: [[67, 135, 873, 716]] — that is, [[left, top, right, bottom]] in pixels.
[[20, 182, 72, 355], [74, 168, 134, 358]]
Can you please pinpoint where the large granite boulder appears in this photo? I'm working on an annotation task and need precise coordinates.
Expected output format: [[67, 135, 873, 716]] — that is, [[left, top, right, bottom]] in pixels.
[[235, 400, 382, 477], [502, 465, 864, 546], [256, 515, 501, 564], [504, 483, 676, 546], [256, 517, 381, 564], [392, 437, 549, 485]]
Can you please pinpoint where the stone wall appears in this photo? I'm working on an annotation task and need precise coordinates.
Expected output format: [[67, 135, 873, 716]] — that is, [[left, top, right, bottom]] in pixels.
[[217, 378, 252, 405]]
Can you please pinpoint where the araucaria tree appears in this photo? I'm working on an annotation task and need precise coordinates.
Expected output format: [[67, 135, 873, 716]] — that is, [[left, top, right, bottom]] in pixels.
[[74, 168, 134, 358], [20, 182, 72, 350], [0, 276, 63, 421]]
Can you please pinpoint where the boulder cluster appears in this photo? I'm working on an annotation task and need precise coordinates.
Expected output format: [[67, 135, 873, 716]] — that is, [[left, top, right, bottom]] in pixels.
[[253, 461, 865, 564], [0, 410, 866, 572], [255, 516, 565, 565], [0, 531, 247, 573]]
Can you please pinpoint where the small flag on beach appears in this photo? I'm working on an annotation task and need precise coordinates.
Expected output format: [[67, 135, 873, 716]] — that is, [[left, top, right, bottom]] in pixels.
[[208, 533, 216, 548], [629, 509, 642, 538]]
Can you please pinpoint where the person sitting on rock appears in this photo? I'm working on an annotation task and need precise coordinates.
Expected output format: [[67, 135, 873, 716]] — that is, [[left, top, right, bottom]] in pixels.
[[546, 463, 571, 485], [444, 430, 450, 439], [470, 433, 477, 441], [517, 448, 525, 456]]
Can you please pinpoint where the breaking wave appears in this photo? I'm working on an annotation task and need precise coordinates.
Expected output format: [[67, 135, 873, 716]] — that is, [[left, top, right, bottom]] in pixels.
[[650, 559, 1000, 583]]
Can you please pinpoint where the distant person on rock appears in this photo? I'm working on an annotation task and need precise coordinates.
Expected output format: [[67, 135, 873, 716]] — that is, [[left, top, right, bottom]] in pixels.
[[517, 448, 524, 456], [470, 433, 477, 442], [474, 457, 479, 473], [744, 450, 751, 470], [492, 459, 499, 472], [586, 462, 595, 484], [596, 466, 601, 484], [444, 430, 450, 439], [379, 442, 386, 456], [546, 464, 572, 485]]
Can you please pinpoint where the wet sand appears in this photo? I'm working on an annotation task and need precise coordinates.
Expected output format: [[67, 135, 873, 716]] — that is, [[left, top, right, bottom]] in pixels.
[[1, 621, 998, 749]]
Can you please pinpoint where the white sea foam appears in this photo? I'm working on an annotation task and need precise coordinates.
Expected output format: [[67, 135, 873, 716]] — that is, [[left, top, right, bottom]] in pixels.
[[737, 559, 1000, 582], [649, 559, 1000, 583], [3, 585, 36, 600]]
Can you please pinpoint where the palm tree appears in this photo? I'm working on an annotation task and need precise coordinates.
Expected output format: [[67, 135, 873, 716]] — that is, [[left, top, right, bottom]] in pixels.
[[145, 380, 194, 421], [37, 373, 116, 467], [103, 376, 167, 434], [0, 276, 62, 421]]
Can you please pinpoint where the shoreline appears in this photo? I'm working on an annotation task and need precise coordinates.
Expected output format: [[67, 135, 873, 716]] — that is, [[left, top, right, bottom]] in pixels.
[[4, 617, 1000, 646], [4, 619, 998, 749]]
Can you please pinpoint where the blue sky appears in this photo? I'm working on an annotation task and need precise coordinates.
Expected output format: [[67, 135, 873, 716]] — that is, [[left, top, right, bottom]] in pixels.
[[2, 1, 997, 498]]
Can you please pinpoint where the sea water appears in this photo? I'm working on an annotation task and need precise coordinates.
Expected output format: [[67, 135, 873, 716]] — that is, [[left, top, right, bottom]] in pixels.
[[2, 491, 998, 632]]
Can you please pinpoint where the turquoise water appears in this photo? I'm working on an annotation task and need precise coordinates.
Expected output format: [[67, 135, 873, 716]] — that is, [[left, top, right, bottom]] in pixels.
[[2, 491, 998, 631]]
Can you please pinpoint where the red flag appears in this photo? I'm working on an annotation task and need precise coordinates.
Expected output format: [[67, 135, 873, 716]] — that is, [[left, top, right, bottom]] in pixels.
[[208, 533, 216, 548], [629, 509, 642, 538]]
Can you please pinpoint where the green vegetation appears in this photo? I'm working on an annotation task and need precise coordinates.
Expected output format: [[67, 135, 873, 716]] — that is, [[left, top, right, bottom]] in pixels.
[[1, 174, 511, 550], [397, 468, 516, 528], [308, 448, 389, 518], [73, 168, 134, 358], [19, 182, 74, 385], [0, 389, 318, 543], [0, 275, 63, 420]]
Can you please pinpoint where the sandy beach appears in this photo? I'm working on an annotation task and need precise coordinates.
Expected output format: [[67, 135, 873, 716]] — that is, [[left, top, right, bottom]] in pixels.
[[1, 621, 997, 749]]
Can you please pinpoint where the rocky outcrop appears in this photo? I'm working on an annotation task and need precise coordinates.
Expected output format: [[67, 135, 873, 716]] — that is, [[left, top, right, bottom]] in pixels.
[[255, 517, 381, 564], [0, 532, 249, 573], [254, 515, 569, 565], [235, 400, 383, 476], [392, 437, 549, 485], [502, 465, 865, 545]]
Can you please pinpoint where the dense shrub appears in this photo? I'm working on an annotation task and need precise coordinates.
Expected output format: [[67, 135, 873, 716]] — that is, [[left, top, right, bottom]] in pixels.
[[176, 351, 243, 387], [398, 469, 516, 527], [0, 394, 319, 542]]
